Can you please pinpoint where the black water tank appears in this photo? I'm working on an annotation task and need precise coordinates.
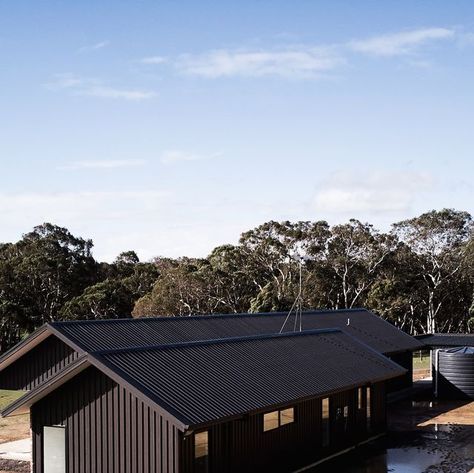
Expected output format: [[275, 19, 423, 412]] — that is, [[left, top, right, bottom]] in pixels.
[[437, 347, 474, 399]]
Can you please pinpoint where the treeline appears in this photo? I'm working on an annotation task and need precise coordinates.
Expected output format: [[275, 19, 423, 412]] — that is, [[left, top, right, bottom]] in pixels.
[[1, 209, 474, 353]]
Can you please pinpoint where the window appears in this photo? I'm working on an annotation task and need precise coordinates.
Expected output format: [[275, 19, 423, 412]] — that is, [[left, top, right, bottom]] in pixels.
[[366, 386, 372, 432], [280, 408, 294, 426], [263, 407, 295, 432], [43, 426, 65, 473], [194, 431, 209, 473], [358, 387, 363, 410], [263, 411, 280, 431], [343, 405, 349, 431], [322, 397, 330, 447]]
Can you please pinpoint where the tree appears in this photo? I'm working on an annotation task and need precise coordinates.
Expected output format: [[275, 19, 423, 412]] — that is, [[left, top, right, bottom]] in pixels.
[[392, 209, 473, 333], [60, 279, 134, 320], [0, 224, 99, 350], [366, 242, 425, 333], [2, 211, 474, 352], [62, 254, 160, 321], [133, 258, 211, 317], [239, 221, 330, 311], [0, 223, 98, 325], [133, 247, 256, 317], [321, 220, 396, 309]]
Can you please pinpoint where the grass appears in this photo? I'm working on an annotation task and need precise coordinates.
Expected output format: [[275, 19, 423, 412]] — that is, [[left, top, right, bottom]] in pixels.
[[413, 352, 431, 370], [0, 390, 30, 443], [0, 390, 25, 410]]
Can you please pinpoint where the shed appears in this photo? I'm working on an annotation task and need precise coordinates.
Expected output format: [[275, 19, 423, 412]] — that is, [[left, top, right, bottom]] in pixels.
[[2, 328, 405, 473]]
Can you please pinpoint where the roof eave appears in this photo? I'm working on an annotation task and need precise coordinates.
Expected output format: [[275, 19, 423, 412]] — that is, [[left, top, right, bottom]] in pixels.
[[1, 352, 188, 432], [384, 344, 426, 355], [1, 355, 90, 417], [0, 322, 90, 375], [0, 325, 51, 373], [185, 368, 407, 432]]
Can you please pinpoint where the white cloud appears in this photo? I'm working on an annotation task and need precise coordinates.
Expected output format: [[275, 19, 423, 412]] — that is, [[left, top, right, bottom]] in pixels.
[[51, 73, 84, 88], [313, 170, 433, 214], [139, 56, 167, 64], [0, 190, 248, 262], [80, 86, 156, 101], [0, 191, 170, 222], [177, 47, 343, 79], [160, 150, 222, 165], [78, 41, 110, 53], [58, 160, 147, 171], [173, 27, 456, 79], [47, 73, 156, 101], [349, 28, 455, 56]]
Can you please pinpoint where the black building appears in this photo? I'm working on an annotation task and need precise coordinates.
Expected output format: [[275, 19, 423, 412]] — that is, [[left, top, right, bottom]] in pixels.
[[2, 328, 405, 473], [0, 309, 423, 393]]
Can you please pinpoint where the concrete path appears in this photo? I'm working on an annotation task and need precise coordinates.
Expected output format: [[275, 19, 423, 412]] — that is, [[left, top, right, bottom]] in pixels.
[[0, 438, 31, 462]]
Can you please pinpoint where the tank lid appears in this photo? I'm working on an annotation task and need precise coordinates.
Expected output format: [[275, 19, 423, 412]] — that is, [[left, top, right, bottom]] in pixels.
[[444, 346, 474, 354]]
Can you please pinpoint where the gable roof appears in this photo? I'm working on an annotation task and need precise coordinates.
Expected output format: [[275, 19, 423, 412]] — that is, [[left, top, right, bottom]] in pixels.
[[416, 333, 474, 348], [49, 308, 422, 356], [0, 309, 422, 377], [2, 328, 405, 430]]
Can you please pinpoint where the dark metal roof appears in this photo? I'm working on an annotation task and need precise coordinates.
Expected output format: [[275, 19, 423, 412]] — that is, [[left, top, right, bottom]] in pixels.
[[444, 346, 474, 355], [94, 329, 406, 428], [49, 308, 423, 355], [416, 333, 474, 348]]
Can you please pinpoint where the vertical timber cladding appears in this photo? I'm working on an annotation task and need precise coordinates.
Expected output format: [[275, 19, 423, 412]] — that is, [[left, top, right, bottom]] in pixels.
[[31, 366, 181, 473], [181, 384, 386, 473], [369, 381, 386, 433], [386, 351, 413, 392], [0, 336, 78, 391]]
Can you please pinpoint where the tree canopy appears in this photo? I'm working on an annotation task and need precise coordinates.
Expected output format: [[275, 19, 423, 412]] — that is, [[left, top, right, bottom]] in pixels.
[[1, 209, 473, 353]]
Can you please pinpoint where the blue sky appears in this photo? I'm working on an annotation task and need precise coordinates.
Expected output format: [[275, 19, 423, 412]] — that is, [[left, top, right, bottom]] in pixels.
[[1, 1, 473, 261]]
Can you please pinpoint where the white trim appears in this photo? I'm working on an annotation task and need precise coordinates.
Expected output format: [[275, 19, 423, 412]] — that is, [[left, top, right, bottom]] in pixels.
[[434, 349, 439, 398]]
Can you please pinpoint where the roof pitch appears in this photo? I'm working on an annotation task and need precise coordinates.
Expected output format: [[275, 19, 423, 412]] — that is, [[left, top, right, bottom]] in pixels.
[[50, 308, 423, 355], [94, 329, 406, 428], [416, 333, 474, 348]]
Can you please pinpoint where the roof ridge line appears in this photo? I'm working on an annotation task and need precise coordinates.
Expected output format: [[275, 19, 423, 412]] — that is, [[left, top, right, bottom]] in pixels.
[[49, 308, 367, 325], [93, 328, 342, 356]]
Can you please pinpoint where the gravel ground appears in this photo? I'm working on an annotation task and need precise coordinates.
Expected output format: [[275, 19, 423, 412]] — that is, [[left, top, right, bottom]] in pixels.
[[0, 458, 30, 473]]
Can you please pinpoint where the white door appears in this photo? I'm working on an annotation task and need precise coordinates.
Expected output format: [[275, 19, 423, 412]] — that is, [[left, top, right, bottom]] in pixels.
[[43, 426, 66, 473]]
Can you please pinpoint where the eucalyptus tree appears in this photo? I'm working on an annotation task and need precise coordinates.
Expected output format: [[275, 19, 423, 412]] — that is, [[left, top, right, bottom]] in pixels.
[[133, 257, 212, 317], [61, 252, 159, 320], [0, 224, 99, 350], [392, 209, 473, 333], [239, 220, 330, 311], [322, 220, 397, 309]]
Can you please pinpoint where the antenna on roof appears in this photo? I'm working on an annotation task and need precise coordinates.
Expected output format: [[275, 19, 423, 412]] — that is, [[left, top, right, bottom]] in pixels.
[[279, 251, 305, 334]]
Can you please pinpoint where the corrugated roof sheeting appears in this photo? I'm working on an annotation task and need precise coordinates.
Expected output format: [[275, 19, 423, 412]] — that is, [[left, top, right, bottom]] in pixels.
[[97, 329, 406, 427], [417, 333, 474, 347], [51, 308, 423, 355]]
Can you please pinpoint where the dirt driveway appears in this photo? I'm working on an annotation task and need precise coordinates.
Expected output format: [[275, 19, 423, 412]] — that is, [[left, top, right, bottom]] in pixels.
[[0, 391, 30, 444]]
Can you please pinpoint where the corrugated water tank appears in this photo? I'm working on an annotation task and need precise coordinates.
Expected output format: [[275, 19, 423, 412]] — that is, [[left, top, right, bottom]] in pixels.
[[437, 346, 474, 399]]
